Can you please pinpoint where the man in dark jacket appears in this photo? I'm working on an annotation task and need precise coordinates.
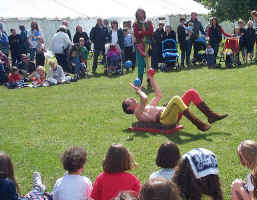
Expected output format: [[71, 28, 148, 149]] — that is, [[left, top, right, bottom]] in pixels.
[[73, 25, 91, 51], [151, 22, 164, 70], [8, 29, 22, 66], [90, 18, 109, 73], [186, 12, 206, 62]]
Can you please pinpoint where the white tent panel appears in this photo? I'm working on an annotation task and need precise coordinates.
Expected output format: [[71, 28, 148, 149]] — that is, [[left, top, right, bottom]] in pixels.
[[1, 0, 209, 18]]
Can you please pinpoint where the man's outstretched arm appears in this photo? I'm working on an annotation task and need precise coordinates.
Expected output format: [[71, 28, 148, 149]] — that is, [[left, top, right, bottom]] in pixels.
[[130, 83, 148, 116], [148, 75, 162, 106]]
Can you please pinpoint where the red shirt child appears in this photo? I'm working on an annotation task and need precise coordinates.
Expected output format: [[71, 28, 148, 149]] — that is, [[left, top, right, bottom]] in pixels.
[[91, 144, 140, 200], [91, 172, 140, 200], [8, 67, 21, 83]]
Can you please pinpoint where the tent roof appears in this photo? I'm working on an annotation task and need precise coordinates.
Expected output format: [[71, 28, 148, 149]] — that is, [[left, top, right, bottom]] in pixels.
[[1, 0, 209, 19]]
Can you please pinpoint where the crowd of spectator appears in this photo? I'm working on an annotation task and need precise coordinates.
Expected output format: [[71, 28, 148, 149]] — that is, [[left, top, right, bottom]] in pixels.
[[0, 10, 257, 89]]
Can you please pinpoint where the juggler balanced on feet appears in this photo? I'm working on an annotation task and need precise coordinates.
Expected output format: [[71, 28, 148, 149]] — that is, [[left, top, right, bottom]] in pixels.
[[122, 72, 228, 132]]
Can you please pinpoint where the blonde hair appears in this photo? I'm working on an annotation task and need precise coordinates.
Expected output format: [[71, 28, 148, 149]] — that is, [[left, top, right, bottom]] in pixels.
[[48, 59, 56, 65], [238, 140, 257, 198], [37, 66, 45, 72]]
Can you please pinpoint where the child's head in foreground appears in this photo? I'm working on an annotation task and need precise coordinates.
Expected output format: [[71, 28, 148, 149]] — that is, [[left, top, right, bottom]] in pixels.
[[103, 144, 137, 173], [140, 178, 182, 200], [156, 141, 181, 169], [61, 146, 87, 174], [173, 148, 223, 200]]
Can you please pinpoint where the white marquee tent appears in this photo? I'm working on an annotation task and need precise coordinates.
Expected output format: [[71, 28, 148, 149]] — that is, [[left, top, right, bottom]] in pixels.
[[1, 0, 209, 18], [1, 0, 211, 49]]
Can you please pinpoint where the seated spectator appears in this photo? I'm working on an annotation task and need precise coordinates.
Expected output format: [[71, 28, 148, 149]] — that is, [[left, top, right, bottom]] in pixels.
[[163, 25, 176, 41], [50, 146, 92, 200], [150, 141, 181, 180], [18, 54, 36, 79], [231, 140, 257, 200], [140, 178, 182, 200], [29, 66, 46, 87], [70, 49, 84, 80], [47, 60, 70, 85], [7, 67, 23, 89], [173, 148, 223, 200], [0, 152, 47, 199], [91, 144, 140, 200]]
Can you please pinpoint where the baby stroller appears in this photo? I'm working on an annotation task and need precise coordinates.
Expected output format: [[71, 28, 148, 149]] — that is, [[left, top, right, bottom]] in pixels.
[[105, 44, 123, 75], [160, 39, 180, 72], [218, 37, 240, 68], [192, 37, 207, 65]]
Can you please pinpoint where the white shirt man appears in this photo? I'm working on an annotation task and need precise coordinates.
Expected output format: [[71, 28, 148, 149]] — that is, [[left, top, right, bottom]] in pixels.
[[51, 27, 72, 54]]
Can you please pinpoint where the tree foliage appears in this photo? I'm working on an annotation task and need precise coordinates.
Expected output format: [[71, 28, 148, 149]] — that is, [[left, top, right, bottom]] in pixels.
[[198, 0, 257, 22]]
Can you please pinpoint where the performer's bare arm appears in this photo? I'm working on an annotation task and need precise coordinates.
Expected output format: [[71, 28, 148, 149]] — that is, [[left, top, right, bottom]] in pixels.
[[148, 75, 162, 106], [129, 83, 148, 117]]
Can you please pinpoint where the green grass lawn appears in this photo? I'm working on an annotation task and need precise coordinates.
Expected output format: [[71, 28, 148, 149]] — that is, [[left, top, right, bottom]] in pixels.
[[0, 63, 256, 200]]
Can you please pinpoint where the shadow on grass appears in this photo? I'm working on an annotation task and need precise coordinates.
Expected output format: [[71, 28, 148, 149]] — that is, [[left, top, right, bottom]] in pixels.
[[123, 128, 231, 144], [207, 63, 255, 70]]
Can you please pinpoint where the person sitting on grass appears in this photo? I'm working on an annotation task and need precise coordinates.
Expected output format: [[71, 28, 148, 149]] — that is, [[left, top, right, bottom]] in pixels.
[[0, 152, 47, 200], [70, 49, 84, 80], [122, 73, 228, 132], [29, 65, 46, 87], [50, 146, 92, 200], [150, 141, 181, 180], [47, 60, 70, 85], [231, 140, 257, 200], [18, 54, 36, 80], [7, 66, 23, 89], [140, 178, 182, 200], [173, 148, 224, 200], [91, 144, 140, 200]]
